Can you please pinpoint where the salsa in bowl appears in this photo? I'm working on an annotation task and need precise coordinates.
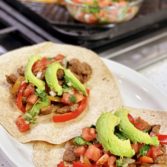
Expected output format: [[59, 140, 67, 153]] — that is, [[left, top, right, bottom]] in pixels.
[[65, 0, 143, 24]]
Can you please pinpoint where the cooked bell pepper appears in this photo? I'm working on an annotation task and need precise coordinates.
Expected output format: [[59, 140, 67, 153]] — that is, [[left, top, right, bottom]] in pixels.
[[157, 134, 167, 144], [52, 90, 88, 122], [16, 82, 28, 113], [11, 76, 24, 96], [25, 55, 45, 91]]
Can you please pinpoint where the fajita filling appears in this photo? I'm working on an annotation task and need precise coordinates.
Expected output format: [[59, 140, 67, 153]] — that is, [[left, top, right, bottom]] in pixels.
[[57, 108, 167, 167], [6, 54, 92, 132]]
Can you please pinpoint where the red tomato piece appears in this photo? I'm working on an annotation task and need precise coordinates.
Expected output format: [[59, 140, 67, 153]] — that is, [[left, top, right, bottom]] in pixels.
[[84, 145, 102, 162], [138, 156, 153, 163], [73, 161, 90, 167], [27, 94, 38, 104], [16, 116, 30, 132], [61, 93, 72, 104], [32, 57, 49, 73], [128, 114, 135, 124], [96, 153, 109, 166], [82, 128, 96, 142], [53, 92, 88, 122], [157, 134, 167, 144], [147, 146, 163, 159], [16, 82, 28, 113], [23, 84, 35, 97], [74, 146, 86, 156], [131, 143, 139, 154], [54, 54, 65, 61], [57, 161, 68, 167], [108, 156, 116, 167]]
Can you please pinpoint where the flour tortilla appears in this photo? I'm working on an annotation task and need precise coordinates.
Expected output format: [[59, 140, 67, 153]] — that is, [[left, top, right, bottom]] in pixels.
[[33, 107, 167, 167], [0, 42, 122, 144]]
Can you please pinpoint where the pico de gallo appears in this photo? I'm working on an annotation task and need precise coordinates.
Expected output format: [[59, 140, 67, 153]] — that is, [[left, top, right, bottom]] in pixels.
[[6, 55, 92, 132], [65, 0, 142, 24], [57, 110, 167, 167]]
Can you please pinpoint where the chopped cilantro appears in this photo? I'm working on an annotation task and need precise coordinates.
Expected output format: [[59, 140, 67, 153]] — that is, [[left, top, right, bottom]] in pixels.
[[69, 95, 77, 103], [73, 136, 91, 146], [139, 144, 150, 156], [36, 88, 47, 101], [116, 158, 123, 167]]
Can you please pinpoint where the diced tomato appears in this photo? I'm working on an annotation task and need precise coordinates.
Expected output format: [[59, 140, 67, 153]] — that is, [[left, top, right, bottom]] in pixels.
[[138, 156, 153, 163], [128, 114, 135, 124], [147, 146, 163, 159], [27, 94, 38, 104], [32, 57, 49, 73], [82, 128, 96, 142], [73, 161, 90, 167], [108, 156, 116, 167], [75, 92, 84, 103], [157, 134, 167, 144], [57, 161, 68, 167], [54, 54, 65, 61], [16, 82, 27, 113], [134, 117, 151, 131], [131, 143, 139, 154], [23, 84, 34, 97], [83, 156, 92, 166], [61, 93, 72, 104], [74, 146, 86, 156], [84, 14, 97, 24], [53, 92, 88, 122], [84, 145, 102, 162], [96, 154, 109, 166], [16, 116, 30, 132], [93, 143, 102, 149]]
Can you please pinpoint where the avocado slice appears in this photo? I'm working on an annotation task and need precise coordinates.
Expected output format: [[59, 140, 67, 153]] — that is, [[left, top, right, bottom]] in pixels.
[[115, 108, 159, 146], [64, 69, 87, 96], [96, 112, 135, 157], [45, 62, 64, 96], [25, 55, 45, 91]]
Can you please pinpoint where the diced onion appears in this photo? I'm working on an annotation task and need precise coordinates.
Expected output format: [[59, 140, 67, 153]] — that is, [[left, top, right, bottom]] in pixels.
[[49, 90, 56, 97], [36, 72, 42, 79]]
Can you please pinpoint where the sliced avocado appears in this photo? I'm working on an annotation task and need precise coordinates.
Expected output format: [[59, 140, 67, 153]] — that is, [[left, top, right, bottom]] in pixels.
[[25, 55, 45, 91], [64, 69, 87, 96], [115, 108, 159, 146], [45, 62, 64, 96], [96, 112, 135, 157]]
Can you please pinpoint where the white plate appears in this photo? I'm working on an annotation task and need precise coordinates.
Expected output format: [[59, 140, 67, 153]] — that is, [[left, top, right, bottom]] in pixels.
[[1, 59, 167, 167]]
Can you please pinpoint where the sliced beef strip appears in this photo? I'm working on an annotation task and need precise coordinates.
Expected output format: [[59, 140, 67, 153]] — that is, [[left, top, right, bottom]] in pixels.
[[17, 66, 24, 76], [57, 69, 64, 80], [151, 125, 161, 135], [56, 106, 71, 114], [39, 105, 59, 115], [135, 117, 152, 131], [68, 59, 92, 83], [154, 154, 167, 164], [63, 145, 77, 162], [6, 74, 17, 85]]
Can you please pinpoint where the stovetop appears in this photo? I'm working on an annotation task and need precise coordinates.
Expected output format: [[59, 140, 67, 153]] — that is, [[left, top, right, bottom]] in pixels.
[[0, 0, 167, 71]]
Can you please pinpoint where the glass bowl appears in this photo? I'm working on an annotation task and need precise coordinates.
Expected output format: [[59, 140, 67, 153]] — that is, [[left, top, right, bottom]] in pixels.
[[65, 0, 144, 24]]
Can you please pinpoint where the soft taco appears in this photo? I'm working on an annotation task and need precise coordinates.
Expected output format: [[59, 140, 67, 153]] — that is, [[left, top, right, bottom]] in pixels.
[[0, 42, 122, 144], [33, 107, 167, 167]]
